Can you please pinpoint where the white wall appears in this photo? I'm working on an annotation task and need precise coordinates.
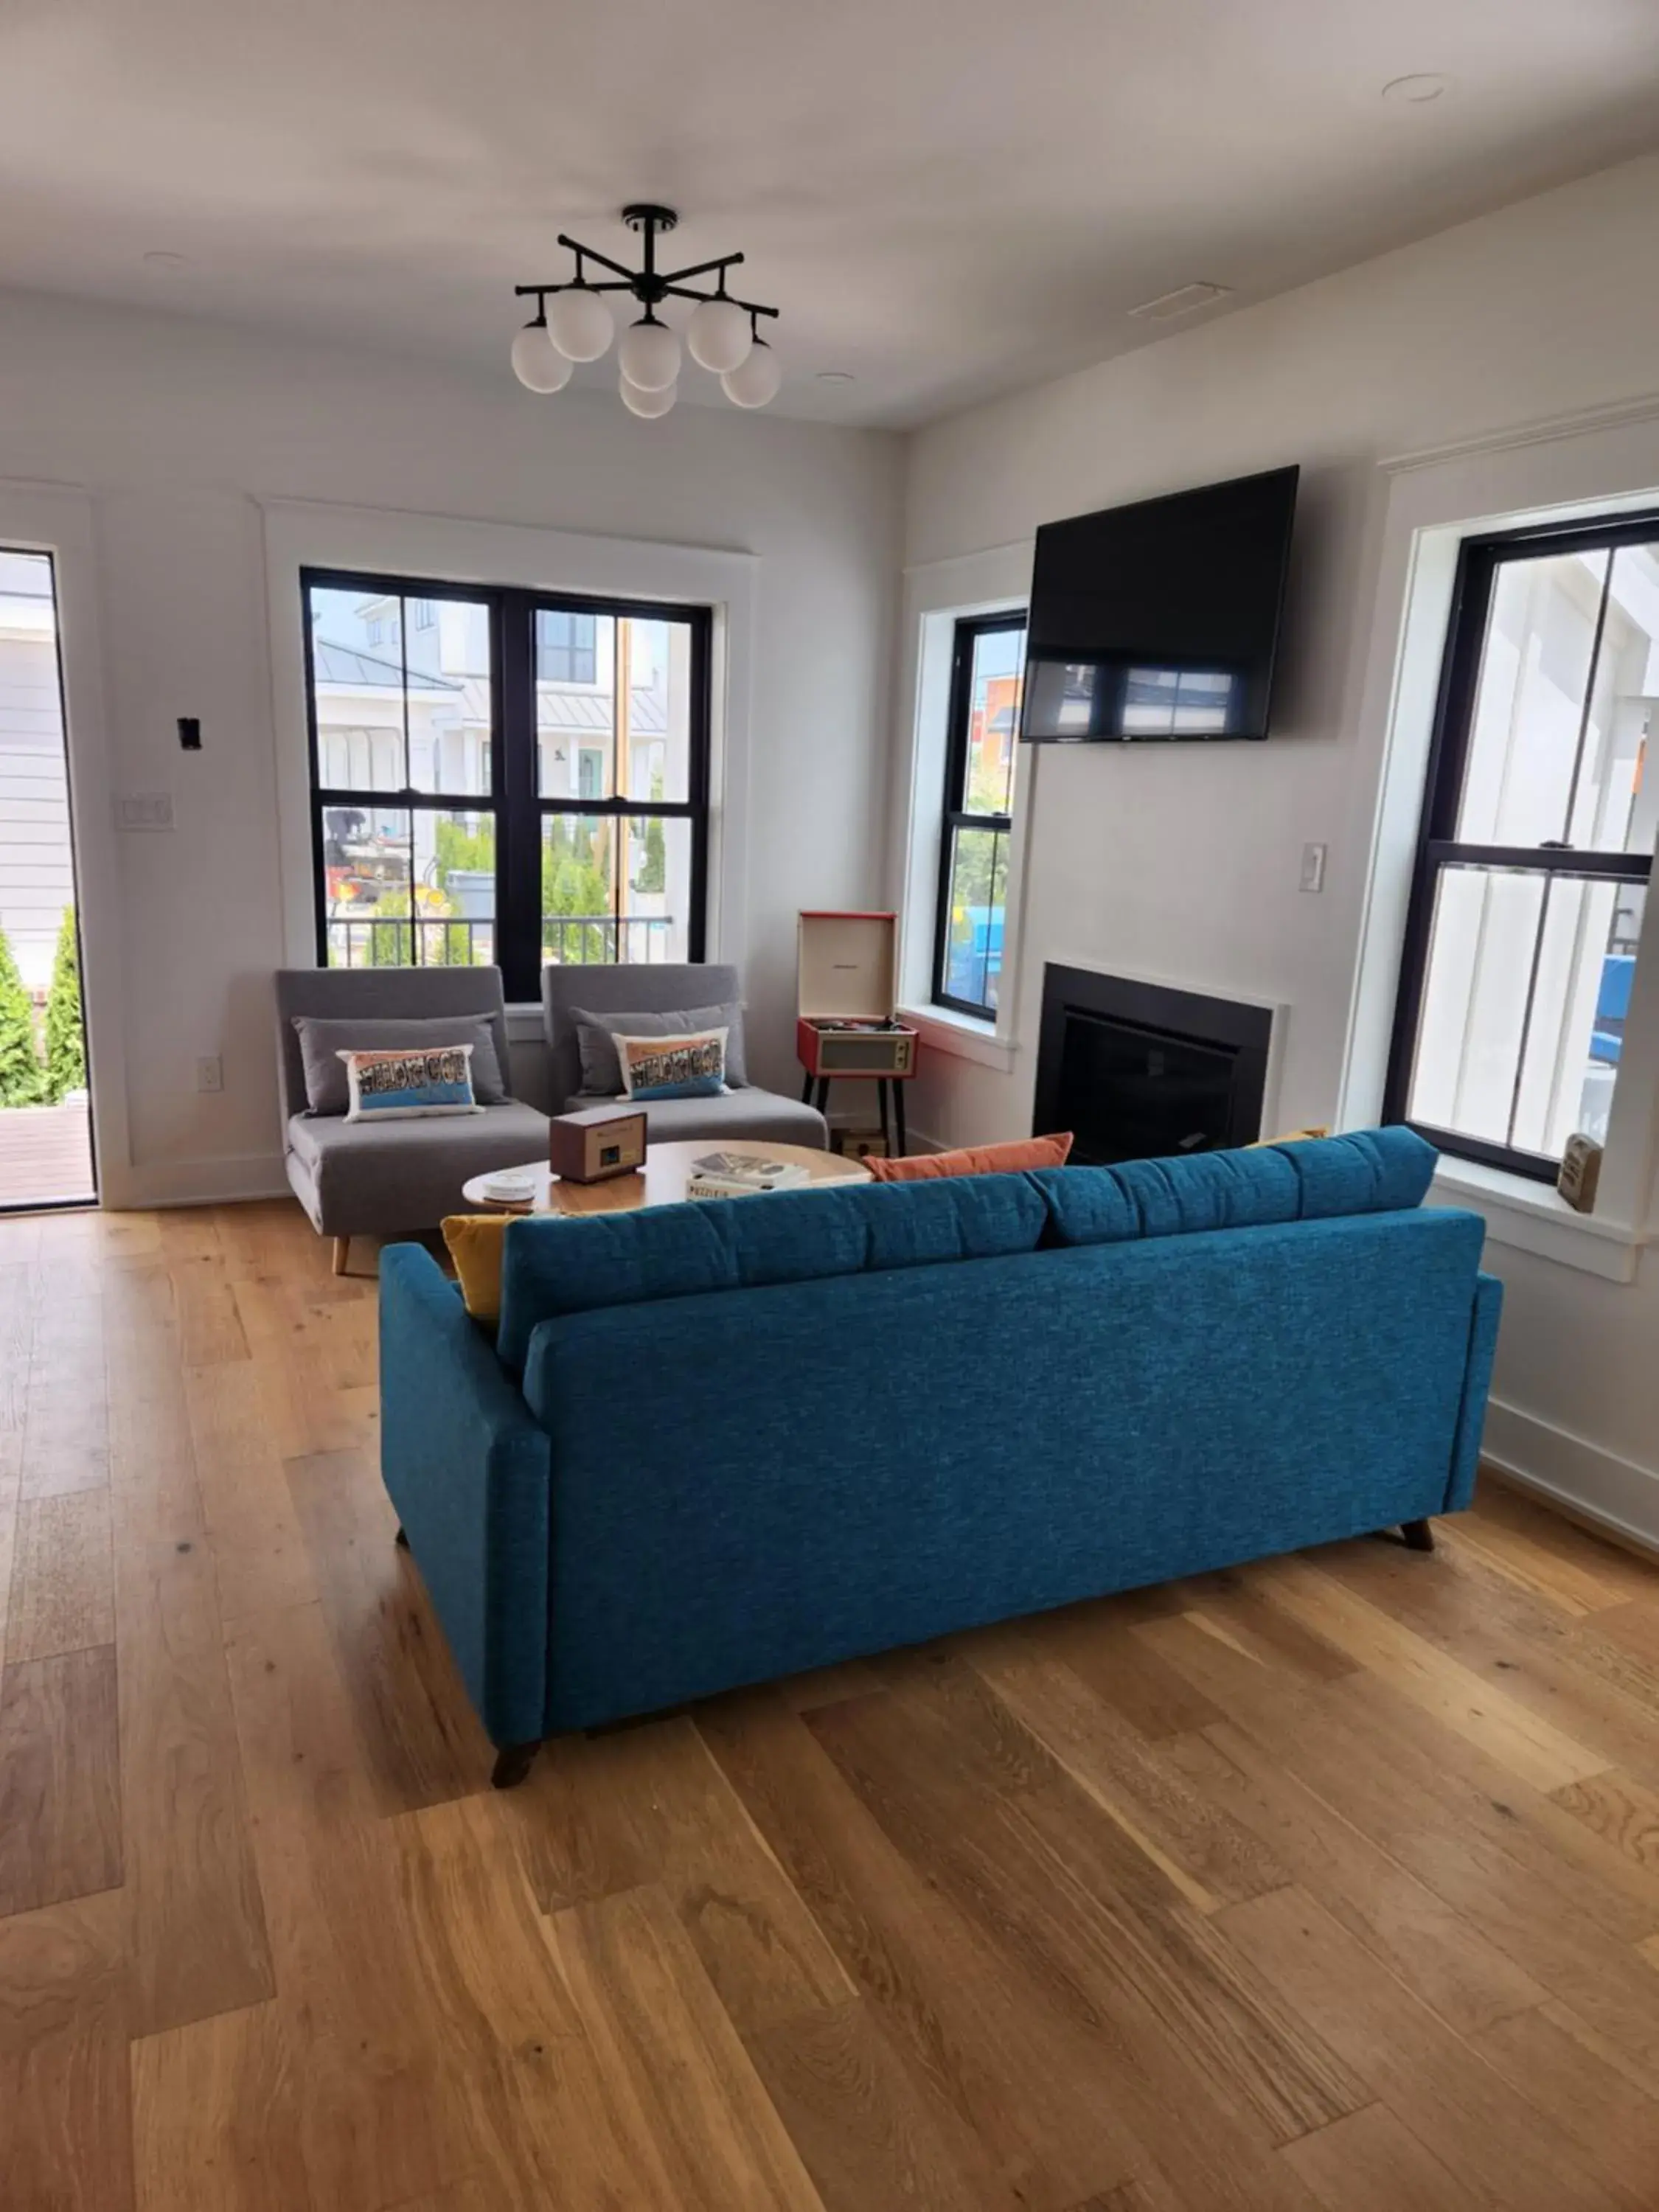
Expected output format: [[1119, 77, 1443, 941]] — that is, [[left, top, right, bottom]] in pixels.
[[899, 149, 1659, 1540], [0, 288, 900, 1200]]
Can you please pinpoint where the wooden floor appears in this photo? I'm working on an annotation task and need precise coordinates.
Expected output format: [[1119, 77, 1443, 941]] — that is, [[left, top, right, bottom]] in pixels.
[[3, 1203, 1659, 2211]]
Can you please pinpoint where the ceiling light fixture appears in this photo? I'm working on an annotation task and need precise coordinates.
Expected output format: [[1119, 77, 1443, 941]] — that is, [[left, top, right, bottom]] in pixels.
[[512, 204, 781, 416]]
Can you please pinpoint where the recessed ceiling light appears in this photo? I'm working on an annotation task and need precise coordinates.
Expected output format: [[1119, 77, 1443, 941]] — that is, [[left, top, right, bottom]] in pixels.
[[816, 370, 856, 384], [142, 250, 190, 271], [1381, 73, 1451, 105], [1127, 281, 1233, 323]]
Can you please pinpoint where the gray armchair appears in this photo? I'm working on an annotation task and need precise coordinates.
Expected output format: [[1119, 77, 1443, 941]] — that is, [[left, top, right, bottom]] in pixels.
[[276, 966, 549, 1271], [541, 962, 827, 1148]]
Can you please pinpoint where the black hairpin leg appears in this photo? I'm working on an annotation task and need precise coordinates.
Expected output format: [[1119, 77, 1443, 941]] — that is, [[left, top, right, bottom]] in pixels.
[[815, 1077, 831, 1116], [801, 1069, 813, 1103], [877, 1080, 892, 1154], [491, 1740, 541, 1790], [892, 1079, 908, 1157], [1401, 1518, 1436, 1553]]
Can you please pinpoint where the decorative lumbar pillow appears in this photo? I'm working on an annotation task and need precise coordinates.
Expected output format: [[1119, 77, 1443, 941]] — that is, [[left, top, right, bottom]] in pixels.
[[442, 1213, 512, 1326], [613, 1027, 728, 1102], [867, 1132, 1074, 1182], [338, 1043, 484, 1121], [293, 1015, 507, 1114], [569, 1002, 747, 1096]]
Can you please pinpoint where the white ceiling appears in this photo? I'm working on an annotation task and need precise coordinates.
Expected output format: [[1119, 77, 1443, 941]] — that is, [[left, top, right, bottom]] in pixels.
[[2, 0, 1658, 428]]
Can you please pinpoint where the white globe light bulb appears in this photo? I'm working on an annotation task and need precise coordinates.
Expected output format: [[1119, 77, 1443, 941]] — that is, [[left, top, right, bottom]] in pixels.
[[619, 375, 677, 420], [617, 318, 681, 393], [686, 296, 753, 374], [720, 338, 782, 409], [510, 323, 572, 393], [546, 287, 614, 363]]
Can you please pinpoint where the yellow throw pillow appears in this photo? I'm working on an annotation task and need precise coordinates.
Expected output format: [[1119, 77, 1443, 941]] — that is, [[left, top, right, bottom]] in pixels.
[[442, 1214, 512, 1326]]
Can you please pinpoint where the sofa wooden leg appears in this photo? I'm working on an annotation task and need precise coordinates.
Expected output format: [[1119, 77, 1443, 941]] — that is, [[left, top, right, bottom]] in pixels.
[[491, 1741, 541, 1790], [394, 1525, 410, 1550], [1401, 1517, 1436, 1553], [333, 1235, 350, 1277]]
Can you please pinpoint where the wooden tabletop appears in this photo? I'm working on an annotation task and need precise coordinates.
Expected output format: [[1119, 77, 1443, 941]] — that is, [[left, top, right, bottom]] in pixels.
[[461, 1137, 872, 1217]]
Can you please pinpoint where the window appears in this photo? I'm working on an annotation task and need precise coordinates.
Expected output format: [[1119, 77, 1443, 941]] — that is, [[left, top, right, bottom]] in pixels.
[[538, 608, 598, 684], [1386, 516, 1656, 1180], [305, 571, 709, 998], [411, 598, 435, 630], [933, 615, 1026, 1018]]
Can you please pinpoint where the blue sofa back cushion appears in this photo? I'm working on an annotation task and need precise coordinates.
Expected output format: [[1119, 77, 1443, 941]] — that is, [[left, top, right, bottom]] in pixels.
[[1034, 1124, 1438, 1246], [495, 1169, 1051, 1368], [494, 1124, 1440, 1369]]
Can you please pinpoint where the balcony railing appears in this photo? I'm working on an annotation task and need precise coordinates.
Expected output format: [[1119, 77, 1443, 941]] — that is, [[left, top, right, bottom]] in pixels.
[[325, 914, 675, 968]]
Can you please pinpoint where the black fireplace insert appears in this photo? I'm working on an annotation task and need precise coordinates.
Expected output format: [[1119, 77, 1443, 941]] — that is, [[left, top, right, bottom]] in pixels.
[[1032, 964, 1270, 1165]]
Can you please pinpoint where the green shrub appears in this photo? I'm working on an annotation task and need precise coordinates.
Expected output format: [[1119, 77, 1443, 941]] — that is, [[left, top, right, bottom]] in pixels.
[[0, 931, 44, 1107], [44, 908, 86, 1102]]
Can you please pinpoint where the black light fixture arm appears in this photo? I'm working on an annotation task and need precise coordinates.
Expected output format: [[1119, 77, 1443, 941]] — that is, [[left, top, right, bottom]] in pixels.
[[514, 204, 778, 324]]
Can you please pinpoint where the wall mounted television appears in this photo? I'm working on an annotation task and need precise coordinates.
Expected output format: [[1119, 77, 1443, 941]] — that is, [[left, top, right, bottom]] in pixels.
[[1019, 464, 1299, 742]]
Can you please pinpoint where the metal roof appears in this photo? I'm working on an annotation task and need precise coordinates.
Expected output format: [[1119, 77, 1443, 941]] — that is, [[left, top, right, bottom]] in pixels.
[[312, 639, 462, 692]]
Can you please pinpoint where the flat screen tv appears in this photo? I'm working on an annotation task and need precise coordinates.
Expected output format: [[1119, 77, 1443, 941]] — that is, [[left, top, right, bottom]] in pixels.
[[1019, 464, 1298, 742]]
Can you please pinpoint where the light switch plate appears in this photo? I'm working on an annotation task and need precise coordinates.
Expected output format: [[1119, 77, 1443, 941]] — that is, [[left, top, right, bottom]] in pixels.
[[116, 792, 175, 832], [1299, 841, 1326, 894]]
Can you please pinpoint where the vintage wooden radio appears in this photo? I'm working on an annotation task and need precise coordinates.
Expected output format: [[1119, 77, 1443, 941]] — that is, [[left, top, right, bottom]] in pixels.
[[796, 911, 919, 1080], [548, 1104, 647, 1184]]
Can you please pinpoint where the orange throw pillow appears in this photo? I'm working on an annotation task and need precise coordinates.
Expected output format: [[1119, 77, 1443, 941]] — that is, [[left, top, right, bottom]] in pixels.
[[866, 1133, 1074, 1182]]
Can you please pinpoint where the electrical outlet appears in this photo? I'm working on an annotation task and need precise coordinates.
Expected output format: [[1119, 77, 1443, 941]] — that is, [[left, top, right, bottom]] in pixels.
[[116, 792, 175, 832], [1299, 841, 1327, 894], [195, 1056, 223, 1094]]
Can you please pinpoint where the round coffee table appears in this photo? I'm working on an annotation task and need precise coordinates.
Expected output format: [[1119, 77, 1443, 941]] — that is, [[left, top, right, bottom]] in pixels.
[[461, 1138, 872, 1218]]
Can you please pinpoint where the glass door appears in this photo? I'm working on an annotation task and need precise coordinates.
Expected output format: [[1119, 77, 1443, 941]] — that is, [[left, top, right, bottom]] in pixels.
[[0, 550, 94, 1208]]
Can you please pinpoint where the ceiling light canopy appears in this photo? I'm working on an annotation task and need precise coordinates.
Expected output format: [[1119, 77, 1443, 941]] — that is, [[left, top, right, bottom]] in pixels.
[[512, 204, 781, 417], [1380, 72, 1451, 104]]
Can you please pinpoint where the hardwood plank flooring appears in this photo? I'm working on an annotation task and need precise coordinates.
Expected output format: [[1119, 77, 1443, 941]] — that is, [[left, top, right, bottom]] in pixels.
[[0, 1644, 122, 1917], [1, 1197, 1658, 2209]]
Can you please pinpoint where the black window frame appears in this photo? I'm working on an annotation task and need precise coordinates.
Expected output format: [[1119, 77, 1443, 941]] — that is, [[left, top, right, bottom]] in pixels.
[[931, 611, 1026, 1020], [1384, 510, 1655, 1182], [302, 566, 711, 1004]]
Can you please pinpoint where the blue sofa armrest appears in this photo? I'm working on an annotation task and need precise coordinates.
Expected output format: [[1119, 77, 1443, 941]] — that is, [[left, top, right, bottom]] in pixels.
[[378, 1242, 552, 1747], [1445, 1270, 1503, 1512]]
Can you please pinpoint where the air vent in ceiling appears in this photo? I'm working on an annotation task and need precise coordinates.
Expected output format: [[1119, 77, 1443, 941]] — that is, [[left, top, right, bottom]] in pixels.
[[1127, 281, 1234, 322]]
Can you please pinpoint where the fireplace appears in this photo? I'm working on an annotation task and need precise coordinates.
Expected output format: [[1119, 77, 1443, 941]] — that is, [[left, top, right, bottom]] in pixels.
[[1032, 964, 1271, 1165]]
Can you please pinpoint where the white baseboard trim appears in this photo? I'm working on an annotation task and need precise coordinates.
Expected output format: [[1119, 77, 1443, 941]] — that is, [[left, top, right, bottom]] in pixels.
[[104, 1152, 291, 1211], [1480, 1397, 1659, 1554]]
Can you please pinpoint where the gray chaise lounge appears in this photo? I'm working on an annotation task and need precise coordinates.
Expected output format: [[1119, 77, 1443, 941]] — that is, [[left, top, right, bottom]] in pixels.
[[276, 966, 549, 1272], [541, 962, 828, 1148]]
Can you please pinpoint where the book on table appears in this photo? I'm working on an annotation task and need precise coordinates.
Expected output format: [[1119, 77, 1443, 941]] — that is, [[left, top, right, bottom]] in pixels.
[[687, 1150, 811, 1197]]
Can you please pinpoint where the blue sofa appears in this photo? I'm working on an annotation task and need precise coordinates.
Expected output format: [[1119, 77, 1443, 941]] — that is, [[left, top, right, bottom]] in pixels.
[[378, 1127, 1500, 1786]]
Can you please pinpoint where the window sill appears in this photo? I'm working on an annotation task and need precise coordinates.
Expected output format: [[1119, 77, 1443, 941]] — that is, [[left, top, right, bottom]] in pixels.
[[1427, 1156, 1649, 1283], [505, 1004, 546, 1041], [898, 1005, 1018, 1075]]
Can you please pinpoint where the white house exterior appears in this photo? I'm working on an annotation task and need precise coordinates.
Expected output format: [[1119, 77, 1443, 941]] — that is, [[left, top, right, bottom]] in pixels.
[[0, 552, 74, 996]]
